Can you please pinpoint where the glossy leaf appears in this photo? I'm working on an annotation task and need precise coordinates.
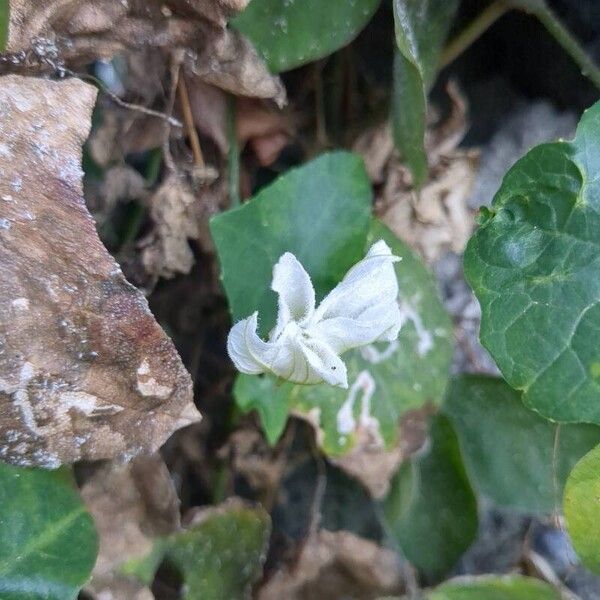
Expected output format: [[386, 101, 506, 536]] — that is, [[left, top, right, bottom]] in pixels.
[[427, 575, 562, 600], [0, 463, 98, 600], [232, 0, 381, 73], [230, 220, 452, 455], [465, 100, 600, 424], [382, 416, 478, 578], [391, 0, 459, 186], [564, 443, 600, 573], [444, 376, 600, 514]]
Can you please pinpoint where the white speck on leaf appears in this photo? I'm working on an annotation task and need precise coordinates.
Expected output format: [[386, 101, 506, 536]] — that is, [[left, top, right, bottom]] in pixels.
[[336, 370, 377, 435]]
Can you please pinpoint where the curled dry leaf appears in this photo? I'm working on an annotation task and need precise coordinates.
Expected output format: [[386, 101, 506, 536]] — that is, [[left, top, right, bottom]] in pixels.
[[82, 453, 180, 598], [183, 30, 286, 108], [258, 530, 403, 600], [0, 75, 200, 467], [354, 83, 479, 262], [140, 175, 225, 279]]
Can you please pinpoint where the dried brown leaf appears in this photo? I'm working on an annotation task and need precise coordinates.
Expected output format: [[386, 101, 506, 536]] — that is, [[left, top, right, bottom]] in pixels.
[[139, 175, 224, 279], [184, 28, 286, 107], [355, 84, 478, 262], [379, 152, 478, 262], [3, 1, 285, 107], [258, 530, 403, 600], [0, 75, 200, 467], [82, 453, 180, 600]]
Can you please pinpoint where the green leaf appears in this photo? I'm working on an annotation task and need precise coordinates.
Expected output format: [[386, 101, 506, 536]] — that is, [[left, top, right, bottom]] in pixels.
[[210, 151, 372, 338], [127, 503, 270, 600], [444, 375, 600, 514], [0, 0, 8, 52], [391, 0, 459, 186], [564, 442, 600, 573], [465, 99, 600, 424], [0, 463, 98, 600], [382, 415, 478, 578], [427, 575, 562, 600], [232, 0, 381, 73], [228, 220, 452, 455]]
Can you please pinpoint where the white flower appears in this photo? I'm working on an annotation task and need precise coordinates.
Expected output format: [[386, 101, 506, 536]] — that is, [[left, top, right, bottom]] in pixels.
[[227, 240, 402, 388]]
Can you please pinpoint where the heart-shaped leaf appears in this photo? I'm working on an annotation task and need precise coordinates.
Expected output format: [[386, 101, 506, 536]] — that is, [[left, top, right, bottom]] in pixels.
[[0, 463, 98, 600], [564, 442, 600, 574], [427, 575, 562, 600], [232, 0, 381, 73], [382, 415, 478, 578], [465, 99, 600, 424], [229, 220, 452, 455], [444, 376, 600, 514]]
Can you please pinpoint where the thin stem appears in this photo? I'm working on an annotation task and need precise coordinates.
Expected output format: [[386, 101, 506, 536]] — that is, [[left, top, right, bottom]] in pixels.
[[552, 423, 561, 528], [177, 74, 205, 168], [439, 0, 511, 70], [227, 94, 240, 208], [522, 0, 600, 91]]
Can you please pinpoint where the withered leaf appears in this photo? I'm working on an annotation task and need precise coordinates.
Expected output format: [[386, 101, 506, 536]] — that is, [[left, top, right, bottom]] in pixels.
[[82, 454, 181, 579], [3, 0, 286, 107], [258, 530, 403, 600], [0, 75, 200, 467]]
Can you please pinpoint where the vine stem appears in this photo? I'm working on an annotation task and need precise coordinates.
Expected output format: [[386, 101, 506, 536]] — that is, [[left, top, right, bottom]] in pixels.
[[439, 0, 511, 70], [518, 0, 600, 91]]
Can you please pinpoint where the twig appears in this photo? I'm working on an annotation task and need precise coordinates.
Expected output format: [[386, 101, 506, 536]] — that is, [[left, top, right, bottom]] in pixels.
[[439, 0, 511, 70], [162, 53, 182, 173], [177, 73, 205, 168], [67, 69, 182, 127]]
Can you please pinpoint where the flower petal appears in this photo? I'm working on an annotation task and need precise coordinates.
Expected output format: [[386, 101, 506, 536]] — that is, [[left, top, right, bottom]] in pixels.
[[309, 300, 402, 354], [299, 336, 348, 388], [312, 240, 400, 323], [270, 252, 316, 339], [227, 312, 291, 375]]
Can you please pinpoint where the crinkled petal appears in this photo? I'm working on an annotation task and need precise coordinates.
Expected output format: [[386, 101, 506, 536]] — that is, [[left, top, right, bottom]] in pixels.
[[312, 240, 401, 323], [309, 299, 402, 354], [270, 252, 316, 339], [298, 336, 348, 388], [227, 312, 293, 375]]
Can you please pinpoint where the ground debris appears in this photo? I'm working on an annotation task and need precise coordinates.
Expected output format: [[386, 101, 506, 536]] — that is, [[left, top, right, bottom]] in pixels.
[[258, 529, 403, 600], [355, 83, 479, 263], [82, 453, 180, 600]]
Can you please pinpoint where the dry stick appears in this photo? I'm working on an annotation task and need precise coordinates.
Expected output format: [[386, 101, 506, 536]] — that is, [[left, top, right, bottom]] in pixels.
[[439, 0, 511, 70], [67, 69, 182, 128], [162, 54, 182, 173], [177, 73, 205, 169]]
